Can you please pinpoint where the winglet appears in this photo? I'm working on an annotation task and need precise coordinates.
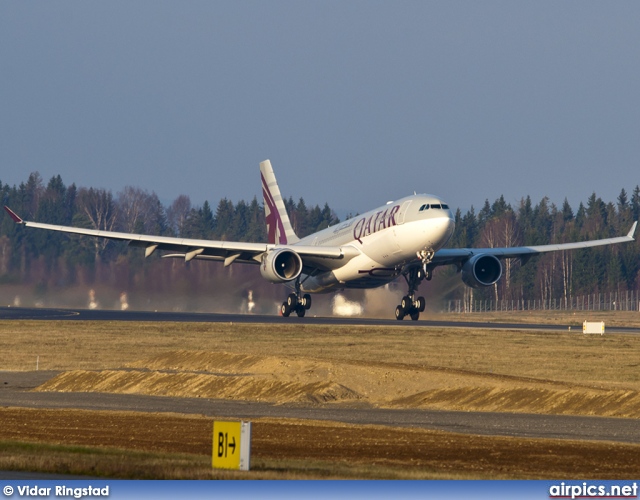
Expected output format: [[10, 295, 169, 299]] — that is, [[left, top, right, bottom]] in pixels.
[[628, 221, 638, 239], [3, 206, 23, 224]]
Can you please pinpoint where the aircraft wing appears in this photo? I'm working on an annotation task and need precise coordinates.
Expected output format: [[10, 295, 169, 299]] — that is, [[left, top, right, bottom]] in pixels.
[[3, 206, 360, 269], [431, 221, 637, 267]]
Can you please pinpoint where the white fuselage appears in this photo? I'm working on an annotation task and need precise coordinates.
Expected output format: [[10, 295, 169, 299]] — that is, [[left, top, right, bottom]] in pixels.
[[292, 194, 455, 292]]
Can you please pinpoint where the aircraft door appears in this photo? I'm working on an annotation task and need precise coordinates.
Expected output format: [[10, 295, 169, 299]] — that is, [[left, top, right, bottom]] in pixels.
[[396, 201, 413, 225]]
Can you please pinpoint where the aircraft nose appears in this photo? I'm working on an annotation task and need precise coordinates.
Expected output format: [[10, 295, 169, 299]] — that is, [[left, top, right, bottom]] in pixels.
[[426, 213, 455, 249], [444, 211, 455, 242]]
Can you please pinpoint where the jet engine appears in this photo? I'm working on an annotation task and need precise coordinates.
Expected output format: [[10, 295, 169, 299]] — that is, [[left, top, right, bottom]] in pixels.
[[260, 248, 303, 283], [461, 254, 502, 288]]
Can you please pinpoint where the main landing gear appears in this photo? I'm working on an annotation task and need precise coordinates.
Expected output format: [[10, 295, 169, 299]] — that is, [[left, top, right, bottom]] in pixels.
[[280, 278, 312, 317], [395, 293, 425, 321], [395, 251, 433, 321]]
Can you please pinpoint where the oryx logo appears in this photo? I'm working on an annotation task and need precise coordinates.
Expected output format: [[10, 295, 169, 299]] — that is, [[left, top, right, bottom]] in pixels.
[[262, 173, 288, 244]]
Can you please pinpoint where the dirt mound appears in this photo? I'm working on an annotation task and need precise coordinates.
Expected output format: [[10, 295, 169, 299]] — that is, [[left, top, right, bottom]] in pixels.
[[36, 369, 362, 405], [391, 387, 640, 417], [35, 350, 640, 417]]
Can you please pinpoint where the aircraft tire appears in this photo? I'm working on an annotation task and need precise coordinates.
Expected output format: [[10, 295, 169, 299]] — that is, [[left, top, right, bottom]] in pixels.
[[281, 302, 291, 317], [417, 296, 426, 312], [303, 294, 312, 310], [395, 305, 405, 320], [296, 307, 306, 318], [410, 310, 420, 321], [400, 296, 411, 312], [286, 293, 298, 308]]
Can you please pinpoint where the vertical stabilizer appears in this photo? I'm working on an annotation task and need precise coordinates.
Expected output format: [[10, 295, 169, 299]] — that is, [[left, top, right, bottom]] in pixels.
[[260, 160, 299, 245]]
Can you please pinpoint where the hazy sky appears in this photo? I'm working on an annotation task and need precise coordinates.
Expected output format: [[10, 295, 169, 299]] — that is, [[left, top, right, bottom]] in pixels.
[[1, 2, 639, 218]]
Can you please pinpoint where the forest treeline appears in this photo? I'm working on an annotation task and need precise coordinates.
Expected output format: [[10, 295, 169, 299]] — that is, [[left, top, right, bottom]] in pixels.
[[1, 172, 639, 308]]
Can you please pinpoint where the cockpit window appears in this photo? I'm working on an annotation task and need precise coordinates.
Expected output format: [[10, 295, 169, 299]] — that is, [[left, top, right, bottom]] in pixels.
[[419, 202, 449, 211]]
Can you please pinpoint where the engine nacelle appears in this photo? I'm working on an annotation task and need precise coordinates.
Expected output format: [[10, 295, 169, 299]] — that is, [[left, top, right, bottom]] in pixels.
[[461, 254, 502, 288], [260, 248, 303, 283]]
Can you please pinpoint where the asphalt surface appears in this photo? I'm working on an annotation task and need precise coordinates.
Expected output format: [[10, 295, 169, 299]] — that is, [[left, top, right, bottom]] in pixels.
[[2, 306, 640, 333]]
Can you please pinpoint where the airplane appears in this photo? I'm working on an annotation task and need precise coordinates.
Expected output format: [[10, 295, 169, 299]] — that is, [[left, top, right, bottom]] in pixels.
[[3, 160, 638, 320]]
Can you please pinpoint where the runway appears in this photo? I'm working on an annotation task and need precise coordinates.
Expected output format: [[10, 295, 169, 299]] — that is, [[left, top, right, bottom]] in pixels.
[[2, 306, 639, 333]]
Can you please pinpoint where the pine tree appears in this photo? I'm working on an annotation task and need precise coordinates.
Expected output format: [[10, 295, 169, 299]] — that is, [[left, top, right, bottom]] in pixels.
[[213, 198, 234, 240], [631, 185, 640, 222], [561, 198, 574, 222], [244, 196, 266, 242]]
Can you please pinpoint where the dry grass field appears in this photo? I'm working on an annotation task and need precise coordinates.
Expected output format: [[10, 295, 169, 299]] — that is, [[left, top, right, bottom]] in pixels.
[[434, 309, 640, 328], [1, 311, 640, 478]]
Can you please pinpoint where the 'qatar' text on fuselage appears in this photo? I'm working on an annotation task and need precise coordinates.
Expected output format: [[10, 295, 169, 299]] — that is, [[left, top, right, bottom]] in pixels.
[[352, 205, 400, 244]]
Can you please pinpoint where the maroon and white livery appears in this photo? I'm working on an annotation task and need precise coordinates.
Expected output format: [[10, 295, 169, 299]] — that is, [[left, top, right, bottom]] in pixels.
[[261, 160, 298, 246], [4, 160, 637, 320]]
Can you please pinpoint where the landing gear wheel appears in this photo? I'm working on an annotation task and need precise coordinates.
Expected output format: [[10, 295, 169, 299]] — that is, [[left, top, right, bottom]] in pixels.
[[286, 293, 297, 308], [395, 305, 405, 320], [303, 294, 312, 310], [281, 277, 313, 319], [281, 302, 291, 317], [416, 296, 426, 313], [401, 296, 412, 311], [410, 310, 420, 321]]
